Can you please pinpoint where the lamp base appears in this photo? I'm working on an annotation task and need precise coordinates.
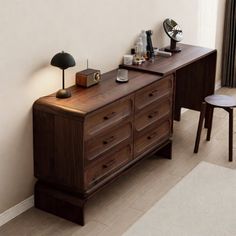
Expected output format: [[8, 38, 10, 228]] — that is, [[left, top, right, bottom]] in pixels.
[[56, 89, 71, 99]]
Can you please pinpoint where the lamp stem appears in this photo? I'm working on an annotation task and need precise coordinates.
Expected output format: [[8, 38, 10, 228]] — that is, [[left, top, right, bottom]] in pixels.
[[62, 69, 65, 89]]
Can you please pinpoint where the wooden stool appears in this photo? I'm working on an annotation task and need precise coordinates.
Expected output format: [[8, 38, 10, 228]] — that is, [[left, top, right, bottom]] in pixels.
[[194, 94, 236, 162]]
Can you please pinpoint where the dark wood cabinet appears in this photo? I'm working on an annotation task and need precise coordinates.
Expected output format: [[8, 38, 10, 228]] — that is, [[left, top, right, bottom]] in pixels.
[[33, 44, 216, 226], [33, 70, 174, 225]]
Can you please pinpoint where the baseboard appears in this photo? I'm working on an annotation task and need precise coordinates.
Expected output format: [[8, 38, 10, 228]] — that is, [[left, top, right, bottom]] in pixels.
[[0, 195, 34, 227]]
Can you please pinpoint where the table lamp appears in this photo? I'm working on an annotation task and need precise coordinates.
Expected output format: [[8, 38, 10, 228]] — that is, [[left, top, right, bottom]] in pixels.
[[51, 51, 76, 98]]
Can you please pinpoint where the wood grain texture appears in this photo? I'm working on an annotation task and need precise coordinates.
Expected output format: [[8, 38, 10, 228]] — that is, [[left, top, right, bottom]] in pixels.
[[84, 95, 133, 140], [175, 51, 216, 115], [85, 122, 132, 161], [3, 87, 236, 235], [84, 145, 132, 189], [33, 70, 173, 225], [121, 43, 217, 122], [33, 42, 217, 225], [134, 96, 172, 133], [33, 110, 84, 192], [34, 70, 162, 118], [134, 119, 171, 157], [135, 75, 173, 111]]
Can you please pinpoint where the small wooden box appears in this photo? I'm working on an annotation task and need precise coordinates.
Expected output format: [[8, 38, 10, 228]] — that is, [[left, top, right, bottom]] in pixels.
[[76, 69, 101, 88]]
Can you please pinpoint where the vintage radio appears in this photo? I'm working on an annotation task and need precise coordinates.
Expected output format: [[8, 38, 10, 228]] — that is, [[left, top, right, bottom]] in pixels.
[[76, 68, 101, 88]]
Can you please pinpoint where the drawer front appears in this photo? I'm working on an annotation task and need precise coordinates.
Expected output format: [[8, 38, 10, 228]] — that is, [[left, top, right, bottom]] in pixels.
[[85, 122, 132, 161], [134, 119, 171, 157], [135, 95, 172, 132], [135, 75, 173, 111], [84, 96, 133, 139], [84, 145, 132, 188]]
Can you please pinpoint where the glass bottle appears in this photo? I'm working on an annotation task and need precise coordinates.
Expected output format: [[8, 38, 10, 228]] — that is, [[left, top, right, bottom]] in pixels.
[[140, 30, 147, 57], [135, 37, 144, 60]]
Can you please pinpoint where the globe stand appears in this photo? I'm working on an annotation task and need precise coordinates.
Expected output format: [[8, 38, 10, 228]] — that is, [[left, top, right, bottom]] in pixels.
[[164, 39, 181, 53]]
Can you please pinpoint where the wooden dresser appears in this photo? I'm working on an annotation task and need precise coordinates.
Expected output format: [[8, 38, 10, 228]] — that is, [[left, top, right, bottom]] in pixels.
[[33, 70, 174, 225]]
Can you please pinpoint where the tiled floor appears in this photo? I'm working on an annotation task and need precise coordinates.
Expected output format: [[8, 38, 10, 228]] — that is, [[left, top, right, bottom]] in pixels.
[[0, 87, 236, 236]]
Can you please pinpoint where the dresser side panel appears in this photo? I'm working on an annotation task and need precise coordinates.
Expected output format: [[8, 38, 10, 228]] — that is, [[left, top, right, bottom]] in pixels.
[[33, 107, 84, 192]]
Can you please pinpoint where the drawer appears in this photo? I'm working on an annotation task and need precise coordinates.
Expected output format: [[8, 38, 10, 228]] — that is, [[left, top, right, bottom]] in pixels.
[[135, 95, 172, 132], [134, 119, 171, 157], [84, 96, 133, 139], [84, 145, 132, 188], [135, 75, 173, 111], [85, 122, 132, 161]]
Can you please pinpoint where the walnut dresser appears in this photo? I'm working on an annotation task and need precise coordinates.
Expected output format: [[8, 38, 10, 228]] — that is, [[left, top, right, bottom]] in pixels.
[[33, 70, 174, 225]]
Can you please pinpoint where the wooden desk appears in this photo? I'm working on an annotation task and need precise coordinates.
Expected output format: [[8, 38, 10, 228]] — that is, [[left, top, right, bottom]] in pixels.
[[121, 44, 217, 121]]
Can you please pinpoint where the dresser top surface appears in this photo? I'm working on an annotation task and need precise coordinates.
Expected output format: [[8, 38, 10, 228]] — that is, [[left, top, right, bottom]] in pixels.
[[122, 43, 216, 75], [34, 70, 162, 116]]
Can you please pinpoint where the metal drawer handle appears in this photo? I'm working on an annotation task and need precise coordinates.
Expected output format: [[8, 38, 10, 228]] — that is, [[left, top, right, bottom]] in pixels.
[[103, 112, 116, 120], [102, 159, 116, 169], [147, 132, 157, 140], [149, 89, 158, 97], [103, 136, 115, 145], [148, 111, 159, 119]]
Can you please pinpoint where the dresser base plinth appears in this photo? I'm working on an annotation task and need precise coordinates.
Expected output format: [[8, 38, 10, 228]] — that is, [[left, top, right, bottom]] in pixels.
[[34, 182, 86, 226]]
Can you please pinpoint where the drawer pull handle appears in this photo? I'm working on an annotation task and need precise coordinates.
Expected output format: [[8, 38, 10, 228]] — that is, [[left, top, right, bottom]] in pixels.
[[148, 111, 159, 119], [102, 159, 116, 169], [104, 112, 116, 120], [147, 132, 157, 140], [103, 136, 115, 145], [149, 89, 158, 97]]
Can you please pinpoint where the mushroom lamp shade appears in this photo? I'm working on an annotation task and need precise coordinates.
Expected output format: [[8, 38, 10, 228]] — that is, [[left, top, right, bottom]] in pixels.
[[51, 51, 76, 98]]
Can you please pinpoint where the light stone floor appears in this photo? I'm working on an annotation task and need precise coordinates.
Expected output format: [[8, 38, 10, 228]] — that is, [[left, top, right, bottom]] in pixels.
[[0, 87, 236, 236]]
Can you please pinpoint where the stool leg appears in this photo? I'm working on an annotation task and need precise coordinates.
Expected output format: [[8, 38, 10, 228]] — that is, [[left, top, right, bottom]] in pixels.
[[206, 105, 214, 141], [194, 102, 207, 153], [228, 108, 233, 162]]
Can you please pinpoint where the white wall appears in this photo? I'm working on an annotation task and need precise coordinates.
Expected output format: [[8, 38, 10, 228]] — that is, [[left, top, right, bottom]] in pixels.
[[0, 0, 225, 213]]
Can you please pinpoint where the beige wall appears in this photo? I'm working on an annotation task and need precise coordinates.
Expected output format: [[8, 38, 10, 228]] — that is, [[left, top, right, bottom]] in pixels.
[[0, 0, 225, 213]]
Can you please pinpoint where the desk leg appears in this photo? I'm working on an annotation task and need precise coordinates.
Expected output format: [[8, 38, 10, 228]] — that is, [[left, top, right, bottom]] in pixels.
[[35, 181, 86, 226]]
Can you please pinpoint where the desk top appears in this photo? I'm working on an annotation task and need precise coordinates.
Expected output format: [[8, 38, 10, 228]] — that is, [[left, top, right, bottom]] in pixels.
[[121, 44, 216, 76]]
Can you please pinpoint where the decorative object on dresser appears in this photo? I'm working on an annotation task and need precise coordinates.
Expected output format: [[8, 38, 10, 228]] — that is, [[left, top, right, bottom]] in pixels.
[[50, 51, 76, 98], [163, 18, 183, 53], [194, 94, 236, 162], [146, 30, 155, 59], [116, 69, 129, 83], [76, 68, 101, 88], [76, 60, 101, 88], [33, 69, 174, 226]]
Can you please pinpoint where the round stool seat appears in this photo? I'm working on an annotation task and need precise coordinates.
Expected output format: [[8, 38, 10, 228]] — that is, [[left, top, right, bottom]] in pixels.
[[205, 95, 236, 108]]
